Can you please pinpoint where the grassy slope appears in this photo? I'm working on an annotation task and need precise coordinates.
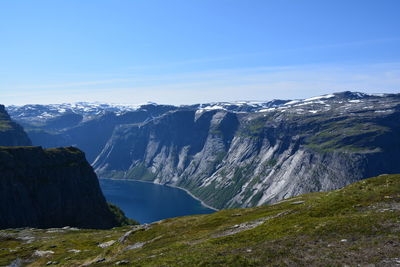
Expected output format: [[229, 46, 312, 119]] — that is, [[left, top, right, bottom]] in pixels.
[[1, 174, 399, 266]]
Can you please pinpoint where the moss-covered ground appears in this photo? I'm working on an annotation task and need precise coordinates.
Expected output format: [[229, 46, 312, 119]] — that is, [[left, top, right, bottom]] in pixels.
[[1, 174, 399, 266]]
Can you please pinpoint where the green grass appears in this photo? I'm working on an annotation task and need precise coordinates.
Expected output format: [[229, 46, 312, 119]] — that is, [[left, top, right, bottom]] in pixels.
[[304, 118, 391, 152], [125, 164, 157, 181], [1, 174, 399, 266], [107, 203, 139, 226], [238, 116, 268, 138]]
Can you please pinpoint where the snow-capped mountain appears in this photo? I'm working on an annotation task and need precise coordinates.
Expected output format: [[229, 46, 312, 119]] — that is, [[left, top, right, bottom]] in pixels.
[[6, 102, 143, 124], [5, 91, 400, 210], [8, 91, 392, 124]]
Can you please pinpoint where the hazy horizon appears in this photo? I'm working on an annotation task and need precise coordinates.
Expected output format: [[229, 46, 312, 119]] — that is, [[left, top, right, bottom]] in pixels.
[[3, 89, 399, 107]]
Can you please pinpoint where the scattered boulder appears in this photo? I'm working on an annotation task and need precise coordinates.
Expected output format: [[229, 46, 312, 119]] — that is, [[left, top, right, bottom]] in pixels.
[[98, 240, 116, 248], [115, 260, 130, 265], [33, 250, 54, 257]]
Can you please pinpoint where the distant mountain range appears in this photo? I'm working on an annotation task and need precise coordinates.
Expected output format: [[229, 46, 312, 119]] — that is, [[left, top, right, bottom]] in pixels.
[[7, 91, 400, 209]]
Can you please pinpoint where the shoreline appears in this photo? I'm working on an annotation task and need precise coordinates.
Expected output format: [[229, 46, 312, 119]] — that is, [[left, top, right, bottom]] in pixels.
[[99, 177, 219, 211]]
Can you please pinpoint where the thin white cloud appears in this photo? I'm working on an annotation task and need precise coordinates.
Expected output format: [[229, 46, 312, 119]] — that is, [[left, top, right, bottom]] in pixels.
[[41, 37, 400, 78]]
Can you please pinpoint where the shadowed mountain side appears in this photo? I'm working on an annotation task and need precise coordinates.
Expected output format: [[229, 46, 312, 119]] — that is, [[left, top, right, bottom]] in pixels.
[[0, 105, 31, 146], [0, 146, 131, 229]]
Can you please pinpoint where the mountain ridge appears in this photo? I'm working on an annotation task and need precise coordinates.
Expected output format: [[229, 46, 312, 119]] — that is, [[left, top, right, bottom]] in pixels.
[[93, 92, 400, 209], [7, 91, 400, 209]]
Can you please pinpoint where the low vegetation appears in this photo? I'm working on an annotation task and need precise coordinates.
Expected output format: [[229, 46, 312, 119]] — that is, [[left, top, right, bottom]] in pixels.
[[1, 174, 399, 266], [108, 203, 139, 226]]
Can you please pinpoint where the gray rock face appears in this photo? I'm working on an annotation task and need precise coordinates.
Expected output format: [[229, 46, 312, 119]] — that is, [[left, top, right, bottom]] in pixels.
[[9, 104, 177, 162], [0, 105, 31, 146], [0, 146, 120, 229], [93, 92, 400, 209]]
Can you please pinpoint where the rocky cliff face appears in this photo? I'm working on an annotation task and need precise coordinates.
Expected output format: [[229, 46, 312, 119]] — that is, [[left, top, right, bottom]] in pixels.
[[9, 104, 177, 162], [0, 146, 122, 229], [8, 92, 400, 210], [93, 92, 400, 209], [0, 105, 31, 146]]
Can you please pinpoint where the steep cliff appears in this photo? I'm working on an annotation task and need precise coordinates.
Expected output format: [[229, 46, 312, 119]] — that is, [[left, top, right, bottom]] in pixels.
[[0, 146, 127, 229], [11, 104, 177, 162], [94, 92, 400, 209], [0, 105, 31, 146]]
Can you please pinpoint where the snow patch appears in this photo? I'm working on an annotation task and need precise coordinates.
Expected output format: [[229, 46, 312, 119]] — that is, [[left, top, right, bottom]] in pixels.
[[375, 109, 394, 113], [304, 94, 334, 102], [284, 100, 301, 106], [258, 108, 276, 112]]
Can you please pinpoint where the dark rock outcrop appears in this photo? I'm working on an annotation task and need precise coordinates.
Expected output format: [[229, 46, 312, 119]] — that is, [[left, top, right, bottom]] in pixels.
[[0, 105, 31, 146], [0, 146, 121, 229]]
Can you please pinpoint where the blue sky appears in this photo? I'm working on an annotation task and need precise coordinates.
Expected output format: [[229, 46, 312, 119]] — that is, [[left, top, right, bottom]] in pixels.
[[0, 0, 399, 105]]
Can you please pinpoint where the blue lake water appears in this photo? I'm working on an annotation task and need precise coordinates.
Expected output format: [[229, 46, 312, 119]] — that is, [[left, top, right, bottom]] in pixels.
[[99, 179, 215, 224]]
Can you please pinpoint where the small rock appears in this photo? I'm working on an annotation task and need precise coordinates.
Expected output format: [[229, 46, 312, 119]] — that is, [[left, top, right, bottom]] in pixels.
[[46, 229, 65, 233], [98, 240, 116, 248], [8, 258, 23, 267], [142, 224, 151, 231], [95, 258, 106, 263], [290, 201, 305, 205], [125, 242, 146, 250], [33, 250, 54, 257], [46, 261, 53, 265], [340, 239, 348, 242], [246, 249, 252, 253], [18, 236, 35, 244], [118, 230, 134, 243], [68, 249, 81, 253], [115, 260, 129, 265], [61, 226, 79, 231]]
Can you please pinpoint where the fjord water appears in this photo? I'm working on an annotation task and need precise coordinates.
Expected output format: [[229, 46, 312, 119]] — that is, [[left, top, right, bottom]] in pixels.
[[99, 179, 215, 224]]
